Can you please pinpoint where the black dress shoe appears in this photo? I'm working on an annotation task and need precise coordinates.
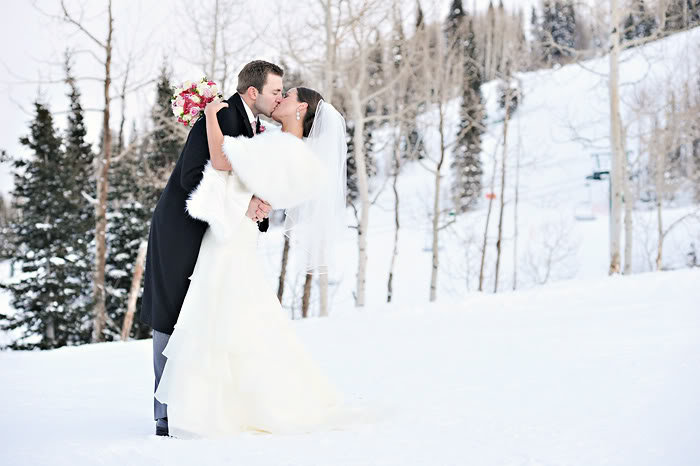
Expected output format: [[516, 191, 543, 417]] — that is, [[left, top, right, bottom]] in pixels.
[[155, 418, 169, 437]]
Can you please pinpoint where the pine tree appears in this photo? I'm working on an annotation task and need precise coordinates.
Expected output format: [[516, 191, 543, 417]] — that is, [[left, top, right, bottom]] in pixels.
[[452, 18, 484, 213], [346, 121, 377, 205], [530, 6, 543, 68], [664, 0, 682, 32], [539, 0, 576, 65], [624, 0, 656, 42], [0, 194, 14, 261], [1, 101, 92, 349], [663, 0, 698, 31], [446, 0, 465, 45], [416, 0, 424, 29], [62, 57, 97, 332]]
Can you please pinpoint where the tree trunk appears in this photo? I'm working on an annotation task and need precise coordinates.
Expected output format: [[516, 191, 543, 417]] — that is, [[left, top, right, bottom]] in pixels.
[[350, 88, 370, 307], [429, 103, 447, 302], [277, 234, 290, 302], [120, 241, 147, 341], [323, 0, 336, 104], [623, 141, 634, 274], [512, 112, 521, 290], [92, 1, 114, 342], [608, 0, 624, 275], [493, 99, 510, 293], [301, 272, 313, 318], [208, 0, 220, 80], [655, 118, 665, 271], [479, 149, 499, 292], [387, 137, 401, 303], [319, 269, 329, 317]]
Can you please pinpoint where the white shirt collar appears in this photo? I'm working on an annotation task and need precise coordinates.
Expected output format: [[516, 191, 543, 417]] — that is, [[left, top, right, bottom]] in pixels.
[[238, 93, 256, 126]]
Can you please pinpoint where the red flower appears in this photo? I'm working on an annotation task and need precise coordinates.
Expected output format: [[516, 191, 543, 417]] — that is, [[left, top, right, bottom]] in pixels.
[[258, 124, 266, 133]]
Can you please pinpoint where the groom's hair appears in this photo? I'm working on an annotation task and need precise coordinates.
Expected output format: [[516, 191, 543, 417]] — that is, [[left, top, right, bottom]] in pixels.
[[236, 60, 284, 94]]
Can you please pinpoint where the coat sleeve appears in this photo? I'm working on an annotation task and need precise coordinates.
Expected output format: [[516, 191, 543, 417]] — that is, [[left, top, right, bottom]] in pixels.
[[180, 110, 237, 194], [221, 131, 326, 209]]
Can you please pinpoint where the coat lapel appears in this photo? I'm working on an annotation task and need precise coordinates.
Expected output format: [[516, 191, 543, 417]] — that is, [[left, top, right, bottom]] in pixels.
[[227, 93, 254, 138]]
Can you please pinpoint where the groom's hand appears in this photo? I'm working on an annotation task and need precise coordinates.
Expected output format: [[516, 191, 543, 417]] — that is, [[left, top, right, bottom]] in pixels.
[[246, 196, 271, 223]]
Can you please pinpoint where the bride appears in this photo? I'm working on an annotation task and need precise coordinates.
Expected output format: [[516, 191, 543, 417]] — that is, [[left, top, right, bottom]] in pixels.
[[154, 87, 351, 437]]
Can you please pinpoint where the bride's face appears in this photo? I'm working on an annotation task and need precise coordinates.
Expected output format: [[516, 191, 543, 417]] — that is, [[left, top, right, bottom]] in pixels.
[[271, 88, 306, 123]]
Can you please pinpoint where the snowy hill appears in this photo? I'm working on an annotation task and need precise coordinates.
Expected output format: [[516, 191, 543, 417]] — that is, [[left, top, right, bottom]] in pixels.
[[252, 27, 700, 310], [1, 268, 699, 465]]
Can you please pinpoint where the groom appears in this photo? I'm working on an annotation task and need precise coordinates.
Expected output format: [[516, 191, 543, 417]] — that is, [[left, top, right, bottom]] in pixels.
[[140, 60, 285, 436]]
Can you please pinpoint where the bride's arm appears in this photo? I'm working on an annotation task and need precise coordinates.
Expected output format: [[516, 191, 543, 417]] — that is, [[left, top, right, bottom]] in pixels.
[[203, 101, 233, 171]]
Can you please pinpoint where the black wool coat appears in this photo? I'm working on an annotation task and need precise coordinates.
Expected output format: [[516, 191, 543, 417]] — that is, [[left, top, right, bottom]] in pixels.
[[140, 93, 267, 335]]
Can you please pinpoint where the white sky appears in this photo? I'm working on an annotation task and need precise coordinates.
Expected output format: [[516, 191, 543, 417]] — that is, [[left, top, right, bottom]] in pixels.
[[0, 0, 536, 197]]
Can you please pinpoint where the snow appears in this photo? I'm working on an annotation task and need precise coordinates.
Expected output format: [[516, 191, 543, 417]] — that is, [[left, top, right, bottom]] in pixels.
[[1, 268, 699, 465]]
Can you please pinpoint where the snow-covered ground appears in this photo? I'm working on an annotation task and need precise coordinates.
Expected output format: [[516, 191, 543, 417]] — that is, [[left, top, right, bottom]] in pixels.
[[1, 268, 699, 465]]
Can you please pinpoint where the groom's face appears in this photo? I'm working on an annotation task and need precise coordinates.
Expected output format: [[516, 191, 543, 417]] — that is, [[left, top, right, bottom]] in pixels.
[[254, 73, 284, 118]]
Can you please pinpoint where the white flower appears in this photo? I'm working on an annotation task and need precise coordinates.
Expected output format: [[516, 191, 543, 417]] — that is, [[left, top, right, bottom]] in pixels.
[[182, 80, 193, 90], [190, 95, 201, 104], [173, 106, 184, 117]]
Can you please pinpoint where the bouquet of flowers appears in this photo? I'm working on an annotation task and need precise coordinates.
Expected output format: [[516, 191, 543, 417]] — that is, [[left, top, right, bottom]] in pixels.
[[171, 77, 223, 127]]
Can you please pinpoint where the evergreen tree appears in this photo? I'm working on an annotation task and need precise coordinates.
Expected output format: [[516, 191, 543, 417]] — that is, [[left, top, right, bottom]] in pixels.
[[530, 6, 543, 68], [663, 0, 700, 31], [346, 120, 377, 205], [452, 18, 484, 213], [0, 194, 14, 261], [416, 0, 424, 29], [62, 57, 97, 333], [1, 101, 92, 349], [445, 0, 466, 46], [664, 0, 687, 32], [540, 0, 576, 64], [624, 0, 656, 42]]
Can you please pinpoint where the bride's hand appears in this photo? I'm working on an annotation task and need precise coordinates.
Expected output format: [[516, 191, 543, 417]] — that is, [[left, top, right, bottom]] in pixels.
[[204, 100, 228, 117]]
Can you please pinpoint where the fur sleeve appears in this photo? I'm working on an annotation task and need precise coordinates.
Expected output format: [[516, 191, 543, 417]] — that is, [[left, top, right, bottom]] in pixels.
[[185, 162, 253, 240], [221, 131, 325, 209]]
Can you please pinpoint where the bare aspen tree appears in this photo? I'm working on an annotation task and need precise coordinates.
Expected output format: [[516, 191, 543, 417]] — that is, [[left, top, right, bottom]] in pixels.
[[277, 234, 290, 302], [58, 0, 115, 342], [479, 146, 499, 292], [493, 85, 512, 293], [513, 99, 522, 290], [411, 21, 462, 302], [386, 2, 422, 303], [341, 0, 409, 306], [301, 272, 313, 318], [541, 0, 675, 275], [120, 241, 147, 340], [493, 22, 523, 292], [179, 0, 252, 94], [608, 0, 626, 274]]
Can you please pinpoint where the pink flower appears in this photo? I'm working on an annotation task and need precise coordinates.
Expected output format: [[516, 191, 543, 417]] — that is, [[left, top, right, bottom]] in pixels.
[[189, 106, 200, 116], [258, 124, 266, 133]]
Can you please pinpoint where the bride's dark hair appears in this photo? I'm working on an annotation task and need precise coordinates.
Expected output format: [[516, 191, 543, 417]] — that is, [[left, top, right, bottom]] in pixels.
[[296, 87, 324, 137]]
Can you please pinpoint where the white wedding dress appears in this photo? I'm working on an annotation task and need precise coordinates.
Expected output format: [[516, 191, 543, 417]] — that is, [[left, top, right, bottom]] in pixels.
[[154, 131, 358, 437]]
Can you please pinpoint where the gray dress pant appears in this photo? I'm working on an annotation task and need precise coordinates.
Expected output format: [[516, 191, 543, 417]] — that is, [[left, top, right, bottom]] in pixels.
[[152, 329, 170, 421]]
